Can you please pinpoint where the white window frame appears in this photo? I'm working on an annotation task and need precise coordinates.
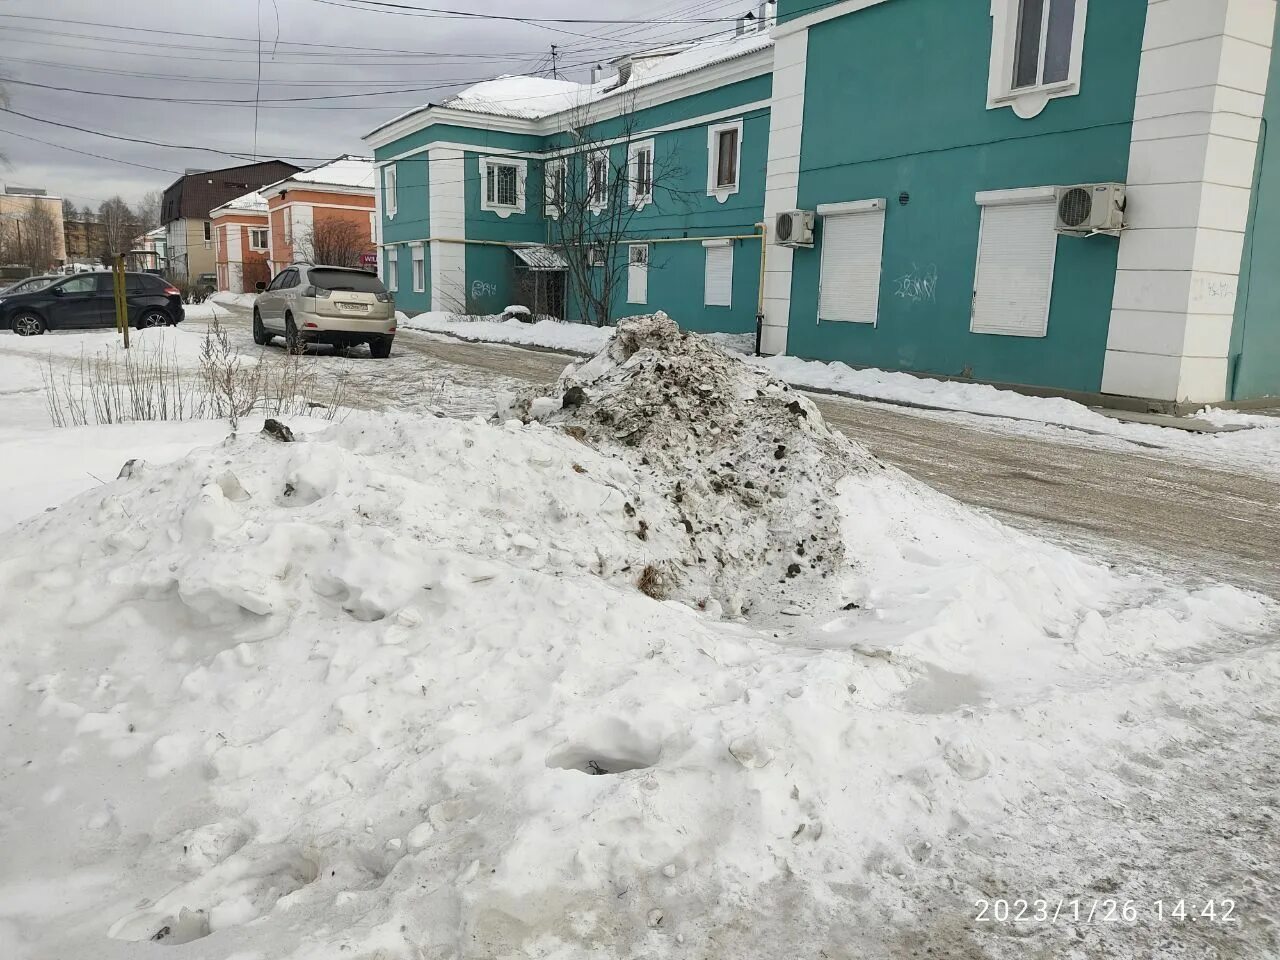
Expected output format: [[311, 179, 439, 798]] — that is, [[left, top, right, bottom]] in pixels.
[[627, 139, 655, 211], [410, 242, 425, 293], [369, 211, 376, 241], [702, 239, 733, 308], [383, 164, 398, 218], [479, 156, 527, 218], [970, 186, 1059, 338], [706, 119, 743, 203], [203, 220, 212, 242], [544, 158, 566, 219], [988, 0, 1089, 119], [627, 243, 649, 304], [587, 150, 610, 215], [282, 207, 293, 245], [587, 245, 605, 268], [249, 227, 268, 252], [386, 245, 398, 293], [816, 198, 887, 325]]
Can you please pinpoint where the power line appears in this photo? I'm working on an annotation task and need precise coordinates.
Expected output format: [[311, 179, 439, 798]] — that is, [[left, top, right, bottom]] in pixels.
[[303, 0, 744, 23], [0, 126, 184, 175]]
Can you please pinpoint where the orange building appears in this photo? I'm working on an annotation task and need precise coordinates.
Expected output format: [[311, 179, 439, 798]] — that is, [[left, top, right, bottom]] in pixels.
[[259, 156, 376, 275], [209, 191, 270, 294]]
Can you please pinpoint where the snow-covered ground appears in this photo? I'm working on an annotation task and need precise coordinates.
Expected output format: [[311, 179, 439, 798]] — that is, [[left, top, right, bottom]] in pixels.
[[402, 310, 616, 353], [0, 316, 1276, 958]]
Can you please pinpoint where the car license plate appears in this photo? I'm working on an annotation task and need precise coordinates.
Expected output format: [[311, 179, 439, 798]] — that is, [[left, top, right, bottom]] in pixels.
[[338, 302, 368, 313]]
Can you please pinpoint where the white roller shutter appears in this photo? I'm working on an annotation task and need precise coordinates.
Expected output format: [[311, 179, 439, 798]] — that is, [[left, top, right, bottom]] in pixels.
[[704, 242, 733, 306], [627, 244, 648, 304], [971, 198, 1058, 337], [818, 206, 886, 324]]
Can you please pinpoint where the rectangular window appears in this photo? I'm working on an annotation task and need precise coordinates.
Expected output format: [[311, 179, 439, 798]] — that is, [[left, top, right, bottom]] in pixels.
[[545, 159, 566, 213], [588, 152, 609, 209], [971, 191, 1058, 337], [412, 245, 425, 293], [587, 245, 605, 268], [203, 220, 212, 241], [1013, 0, 1078, 89], [486, 162, 519, 207], [386, 247, 398, 293], [817, 200, 887, 324], [703, 241, 733, 307], [249, 227, 268, 251], [707, 120, 743, 199], [383, 165, 398, 217], [628, 140, 654, 207], [627, 244, 648, 304]]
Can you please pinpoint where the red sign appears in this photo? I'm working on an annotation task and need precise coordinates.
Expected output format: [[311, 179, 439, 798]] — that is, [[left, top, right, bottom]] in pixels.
[[360, 252, 378, 266]]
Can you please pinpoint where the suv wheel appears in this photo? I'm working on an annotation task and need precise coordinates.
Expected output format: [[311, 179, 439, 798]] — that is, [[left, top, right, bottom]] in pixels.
[[137, 308, 169, 329], [11, 312, 45, 336], [284, 315, 304, 354], [369, 336, 393, 359], [252, 311, 268, 346]]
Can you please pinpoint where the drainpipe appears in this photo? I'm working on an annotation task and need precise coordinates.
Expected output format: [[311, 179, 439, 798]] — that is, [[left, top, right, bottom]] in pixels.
[[754, 221, 767, 356]]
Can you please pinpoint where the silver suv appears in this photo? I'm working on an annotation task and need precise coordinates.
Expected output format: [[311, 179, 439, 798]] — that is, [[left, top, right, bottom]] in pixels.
[[253, 263, 396, 357]]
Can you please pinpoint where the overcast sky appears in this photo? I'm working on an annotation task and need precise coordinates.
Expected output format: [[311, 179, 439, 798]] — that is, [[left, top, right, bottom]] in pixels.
[[0, 0, 744, 209]]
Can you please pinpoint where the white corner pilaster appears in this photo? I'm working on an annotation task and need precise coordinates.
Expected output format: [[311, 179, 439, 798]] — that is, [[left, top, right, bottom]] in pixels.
[[428, 146, 467, 312], [1102, 0, 1276, 404], [760, 28, 809, 355]]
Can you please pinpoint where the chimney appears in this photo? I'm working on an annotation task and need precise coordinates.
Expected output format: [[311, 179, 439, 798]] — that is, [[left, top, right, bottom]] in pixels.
[[590, 63, 606, 84], [736, 11, 755, 36]]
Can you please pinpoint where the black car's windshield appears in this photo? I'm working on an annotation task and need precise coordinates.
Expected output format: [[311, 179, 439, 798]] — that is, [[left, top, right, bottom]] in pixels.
[[309, 269, 386, 294]]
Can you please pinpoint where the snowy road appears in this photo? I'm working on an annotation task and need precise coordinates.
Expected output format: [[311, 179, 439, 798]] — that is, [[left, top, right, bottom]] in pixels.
[[207, 303, 1280, 600]]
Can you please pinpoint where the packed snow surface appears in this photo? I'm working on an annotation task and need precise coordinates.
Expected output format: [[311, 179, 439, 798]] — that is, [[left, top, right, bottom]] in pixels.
[[1, 316, 1277, 958]]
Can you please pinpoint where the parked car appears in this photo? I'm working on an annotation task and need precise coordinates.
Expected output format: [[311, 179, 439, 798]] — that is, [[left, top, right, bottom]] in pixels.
[[253, 263, 396, 357], [0, 274, 59, 297], [0, 272, 184, 336]]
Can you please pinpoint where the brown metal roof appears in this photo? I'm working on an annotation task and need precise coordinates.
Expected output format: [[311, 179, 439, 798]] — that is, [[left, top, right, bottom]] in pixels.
[[161, 160, 301, 224]]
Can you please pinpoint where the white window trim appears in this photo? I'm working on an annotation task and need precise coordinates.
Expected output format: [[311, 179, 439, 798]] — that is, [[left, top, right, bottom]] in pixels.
[[970, 187, 1059, 338], [706, 119, 743, 203], [479, 156, 527, 218], [544, 158, 565, 220], [702, 238, 733, 308], [249, 227, 268, 252], [587, 150, 610, 215], [386, 246, 399, 293], [383, 164, 398, 218], [627, 139, 656, 211], [282, 207, 293, 245], [987, 0, 1089, 119]]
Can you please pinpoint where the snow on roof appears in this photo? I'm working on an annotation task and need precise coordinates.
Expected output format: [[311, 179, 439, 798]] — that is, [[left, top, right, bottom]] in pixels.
[[371, 29, 773, 133], [211, 188, 268, 216], [290, 155, 376, 190]]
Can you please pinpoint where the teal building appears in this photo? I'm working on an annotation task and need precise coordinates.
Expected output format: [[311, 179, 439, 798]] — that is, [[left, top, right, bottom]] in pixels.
[[366, 0, 1280, 405]]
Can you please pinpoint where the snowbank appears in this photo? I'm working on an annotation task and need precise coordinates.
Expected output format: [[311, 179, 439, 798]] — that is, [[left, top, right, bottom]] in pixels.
[[403, 311, 611, 353], [1, 316, 1276, 958], [207, 291, 257, 310]]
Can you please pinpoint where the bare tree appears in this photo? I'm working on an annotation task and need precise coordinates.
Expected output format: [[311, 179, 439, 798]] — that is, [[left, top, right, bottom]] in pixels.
[[295, 218, 369, 267], [78, 204, 96, 222], [547, 96, 686, 327], [62, 198, 77, 222], [135, 190, 162, 230], [1, 199, 61, 272], [97, 195, 141, 260]]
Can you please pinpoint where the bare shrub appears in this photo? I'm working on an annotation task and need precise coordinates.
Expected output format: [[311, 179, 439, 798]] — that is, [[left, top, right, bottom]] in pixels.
[[637, 563, 671, 600]]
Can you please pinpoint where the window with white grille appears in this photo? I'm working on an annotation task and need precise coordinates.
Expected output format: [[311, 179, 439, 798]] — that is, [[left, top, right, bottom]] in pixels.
[[628, 139, 654, 208], [480, 157, 526, 216], [703, 241, 733, 307], [249, 227, 268, 251], [627, 244, 648, 304], [386, 247, 398, 292], [412, 245, 425, 293], [383, 165, 397, 217], [545, 158, 566, 216], [588, 151, 609, 212], [817, 200, 886, 324], [971, 191, 1058, 337]]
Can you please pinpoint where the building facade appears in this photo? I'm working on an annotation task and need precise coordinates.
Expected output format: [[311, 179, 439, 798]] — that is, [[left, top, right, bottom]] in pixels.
[[210, 192, 271, 294], [364, 0, 1280, 404], [0, 187, 67, 269], [258, 156, 377, 275], [160, 160, 300, 282]]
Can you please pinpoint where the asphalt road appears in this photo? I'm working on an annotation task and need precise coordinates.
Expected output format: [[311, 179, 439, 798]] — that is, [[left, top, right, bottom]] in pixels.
[[212, 305, 1280, 598]]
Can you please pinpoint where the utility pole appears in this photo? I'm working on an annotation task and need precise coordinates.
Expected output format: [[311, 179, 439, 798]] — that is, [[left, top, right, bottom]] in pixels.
[[113, 254, 130, 349], [550, 44, 559, 80]]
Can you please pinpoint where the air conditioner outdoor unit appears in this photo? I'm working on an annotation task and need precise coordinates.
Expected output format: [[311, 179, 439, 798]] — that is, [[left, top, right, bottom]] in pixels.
[[1055, 183, 1126, 235], [774, 209, 815, 247]]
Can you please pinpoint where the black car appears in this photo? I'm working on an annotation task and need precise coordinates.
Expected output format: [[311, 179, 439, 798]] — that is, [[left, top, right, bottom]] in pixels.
[[0, 272, 185, 336]]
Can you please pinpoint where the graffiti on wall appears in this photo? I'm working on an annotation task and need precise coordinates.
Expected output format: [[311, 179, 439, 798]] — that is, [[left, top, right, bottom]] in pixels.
[[470, 279, 498, 300], [893, 263, 939, 304]]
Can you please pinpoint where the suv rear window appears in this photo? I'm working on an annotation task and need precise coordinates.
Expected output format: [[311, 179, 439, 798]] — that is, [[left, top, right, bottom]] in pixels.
[[308, 269, 386, 294]]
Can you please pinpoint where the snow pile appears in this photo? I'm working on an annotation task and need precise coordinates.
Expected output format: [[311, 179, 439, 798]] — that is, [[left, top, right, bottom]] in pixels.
[[509, 313, 866, 617], [2, 317, 1277, 958], [404, 310, 611, 353], [207, 291, 257, 309]]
